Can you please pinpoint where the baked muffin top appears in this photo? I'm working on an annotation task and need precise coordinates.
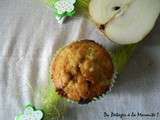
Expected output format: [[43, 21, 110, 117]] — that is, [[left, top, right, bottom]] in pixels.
[[50, 40, 114, 103]]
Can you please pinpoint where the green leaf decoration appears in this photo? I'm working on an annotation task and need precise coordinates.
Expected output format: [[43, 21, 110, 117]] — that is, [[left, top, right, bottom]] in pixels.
[[66, 10, 76, 16]]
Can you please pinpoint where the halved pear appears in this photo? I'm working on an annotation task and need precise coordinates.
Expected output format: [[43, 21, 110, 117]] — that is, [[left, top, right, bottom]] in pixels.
[[89, 0, 160, 44]]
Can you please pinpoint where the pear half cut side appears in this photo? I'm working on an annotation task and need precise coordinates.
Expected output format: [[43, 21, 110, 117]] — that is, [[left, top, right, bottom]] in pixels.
[[89, 0, 160, 44]]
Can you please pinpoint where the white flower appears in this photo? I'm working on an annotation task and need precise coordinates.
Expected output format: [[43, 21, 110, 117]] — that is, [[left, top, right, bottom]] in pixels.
[[15, 106, 43, 120], [54, 0, 76, 14]]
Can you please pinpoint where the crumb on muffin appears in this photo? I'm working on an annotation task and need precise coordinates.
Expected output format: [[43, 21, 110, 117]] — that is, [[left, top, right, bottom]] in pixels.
[[50, 40, 114, 104]]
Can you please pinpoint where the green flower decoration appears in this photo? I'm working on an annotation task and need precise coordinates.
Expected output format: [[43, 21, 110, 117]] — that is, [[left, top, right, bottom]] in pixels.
[[15, 105, 43, 120], [54, 0, 76, 23]]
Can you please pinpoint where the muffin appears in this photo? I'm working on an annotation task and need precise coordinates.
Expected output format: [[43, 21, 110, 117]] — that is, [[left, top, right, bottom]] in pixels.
[[50, 40, 115, 104]]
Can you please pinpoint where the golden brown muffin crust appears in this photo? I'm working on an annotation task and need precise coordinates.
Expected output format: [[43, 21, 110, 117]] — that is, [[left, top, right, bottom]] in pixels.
[[51, 40, 114, 103]]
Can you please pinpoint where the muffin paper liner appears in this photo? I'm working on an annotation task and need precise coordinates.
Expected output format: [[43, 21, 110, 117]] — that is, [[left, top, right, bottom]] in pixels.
[[49, 40, 124, 104]]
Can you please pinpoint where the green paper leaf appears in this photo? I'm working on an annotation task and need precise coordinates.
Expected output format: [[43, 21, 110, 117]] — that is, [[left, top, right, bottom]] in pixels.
[[55, 12, 66, 17], [67, 10, 76, 16], [15, 114, 23, 120]]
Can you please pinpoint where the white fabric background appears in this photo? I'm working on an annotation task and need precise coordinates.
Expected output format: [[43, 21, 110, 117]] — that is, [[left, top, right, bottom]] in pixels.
[[0, 0, 160, 120]]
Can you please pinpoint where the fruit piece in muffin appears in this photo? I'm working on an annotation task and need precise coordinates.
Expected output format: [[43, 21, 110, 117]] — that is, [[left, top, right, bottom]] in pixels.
[[50, 40, 114, 104]]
